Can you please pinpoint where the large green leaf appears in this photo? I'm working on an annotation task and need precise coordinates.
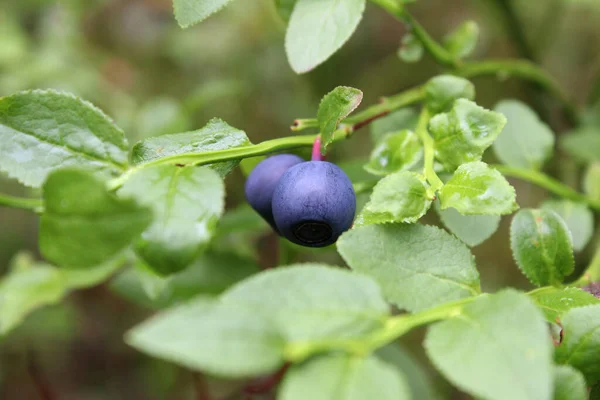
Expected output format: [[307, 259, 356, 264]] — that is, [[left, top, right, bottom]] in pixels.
[[529, 287, 600, 322], [424, 75, 475, 114], [357, 171, 432, 225], [425, 290, 553, 400], [173, 0, 235, 28], [119, 165, 225, 276], [560, 127, 600, 163], [317, 86, 363, 153], [0, 89, 128, 188], [278, 354, 410, 400], [553, 365, 587, 400], [429, 99, 506, 170], [435, 200, 500, 247], [493, 100, 555, 170], [510, 209, 574, 286], [541, 200, 593, 252], [40, 168, 152, 269], [131, 118, 250, 176], [285, 0, 366, 73], [337, 224, 480, 312], [555, 305, 600, 383], [439, 161, 518, 215], [364, 130, 422, 175]]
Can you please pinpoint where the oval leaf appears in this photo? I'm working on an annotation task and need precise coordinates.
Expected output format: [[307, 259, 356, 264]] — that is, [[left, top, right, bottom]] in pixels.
[[370, 108, 419, 143], [553, 365, 587, 400], [541, 200, 593, 252], [529, 287, 600, 322], [435, 200, 500, 247], [443, 20, 479, 59], [398, 32, 423, 63], [317, 86, 363, 153], [173, 0, 235, 28], [424, 75, 475, 115], [560, 127, 600, 164], [364, 130, 423, 175]]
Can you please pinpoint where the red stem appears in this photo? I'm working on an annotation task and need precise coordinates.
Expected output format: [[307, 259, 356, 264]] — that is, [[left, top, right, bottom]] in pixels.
[[312, 136, 326, 161]]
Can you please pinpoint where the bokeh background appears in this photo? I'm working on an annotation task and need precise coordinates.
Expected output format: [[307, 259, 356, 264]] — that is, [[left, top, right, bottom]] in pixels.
[[1, 0, 600, 398]]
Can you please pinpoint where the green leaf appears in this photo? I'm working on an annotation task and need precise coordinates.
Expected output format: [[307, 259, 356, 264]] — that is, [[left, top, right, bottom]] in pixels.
[[425, 290, 553, 400], [317, 86, 363, 153], [553, 365, 587, 400], [357, 171, 432, 225], [560, 127, 600, 163], [279, 354, 410, 400], [443, 20, 479, 59], [131, 118, 250, 177], [424, 75, 475, 115], [493, 100, 555, 170], [119, 165, 225, 276], [337, 224, 480, 312], [541, 200, 593, 252], [591, 382, 600, 400], [529, 287, 600, 322], [510, 209, 574, 286], [126, 297, 286, 377], [439, 161, 518, 215], [435, 200, 500, 247], [221, 264, 389, 341], [555, 305, 600, 383], [370, 108, 419, 143], [0, 89, 128, 188], [40, 168, 152, 269], [285, 0, 366, 73], [584, 162, 600, 201], [398, 33, 423, 63], [275, 0, 297, 22], [173, 0, 234, 28], [364, 130, 423, 175], [429, 99, 507, 170]]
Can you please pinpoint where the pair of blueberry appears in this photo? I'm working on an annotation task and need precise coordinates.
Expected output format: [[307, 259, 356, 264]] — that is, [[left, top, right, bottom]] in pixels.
[[244, 154, 356, 247]]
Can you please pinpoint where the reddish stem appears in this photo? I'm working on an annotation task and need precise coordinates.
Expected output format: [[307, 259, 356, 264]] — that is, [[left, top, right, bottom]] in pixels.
[[312, 136, 326, 161], [243, 363, 290, 395]]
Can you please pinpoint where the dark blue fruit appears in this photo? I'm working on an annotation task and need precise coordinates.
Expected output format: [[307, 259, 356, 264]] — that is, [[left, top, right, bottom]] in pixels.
[[244, 154, 304, 229], [272, 161, 356, 247]]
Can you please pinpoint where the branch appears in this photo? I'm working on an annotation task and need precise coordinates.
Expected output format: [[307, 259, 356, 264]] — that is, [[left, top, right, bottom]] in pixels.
[[0, 193, 43, 212]]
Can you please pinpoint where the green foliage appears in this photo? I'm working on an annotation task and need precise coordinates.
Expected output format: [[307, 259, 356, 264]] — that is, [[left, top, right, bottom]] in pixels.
[[317, 86, 363, 153], [275, 0, 297, 22], [278, 354, 410, 400], [555, 305, 600, 383], [584, 162, 600, 201], [560, 127, 600, 163], [285, 0, 366, 73], [541, 200, 593, 251], [338, 224, 480, 312], [439, 161, 518, 215], [424, 75, 475, 114], [0, 89, 128, 187], [425, 290, 553, 400], [119, 165, 224, 276], [370, 109, 419, 143], [493, 100, 555, 170], [357, 171, 432, 225], [40, 168, 152, 269], [173, 0, 235, 28], [435, 200, 500, 247], [429, 99, 507, 170], [553, 365, 587, 400], [529, 287, 600, 322], [510, 209, 574, 286], [443, 21, 479, 59], [364, 130, 422, 175], [398, 33, 424, 63]]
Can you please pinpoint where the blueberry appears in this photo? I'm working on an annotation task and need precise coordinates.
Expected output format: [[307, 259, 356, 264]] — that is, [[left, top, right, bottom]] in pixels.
[[272, 161, 356, 247], [244, 154, 305, 230]]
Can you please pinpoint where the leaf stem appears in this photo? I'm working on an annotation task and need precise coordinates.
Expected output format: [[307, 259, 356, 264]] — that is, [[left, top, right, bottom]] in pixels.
[[416, 108, 443, 195], [0, 193, 43, 212], [492, 164, 600, 211]]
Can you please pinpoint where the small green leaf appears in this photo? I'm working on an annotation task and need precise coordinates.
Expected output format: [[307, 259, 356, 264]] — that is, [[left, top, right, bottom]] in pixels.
[[279, 354, 410, 400], [317, 86, 363, 153], [364, 130, 423, 175], [560, 127, 600, 163], [584, 162, 600, 201], [555, 305, 600, 383], [553, 365, 587, 400], [275, 0, 297, 22], [285, 0, 366, 73], [119, 165, 225, 276], [370, 108, 419, 143], [131, 118, 250, 177], [425, 290, 553, 400], [529, 287, 600, 322], [443, 20, 479, 59], [357, 171, 432, 225], [40, 168, 152, 269], [440, 161, 518, 215], [510, 209, 574, 286], [0, 89, 128, 188], [173, 0, 234, 28], [493, 100, 555, 170], [424, 75, 475, 114], [435, 200, 500, 247], [398, 33, 423, 63], [429, 99, 507, 170], [338, 224, 480, 312], [126, 297, 286, 377], [541, 200, 593, 252]]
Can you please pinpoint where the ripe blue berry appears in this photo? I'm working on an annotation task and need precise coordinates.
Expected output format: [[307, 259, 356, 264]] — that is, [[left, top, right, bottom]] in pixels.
[[272, 161, 356, 247], [244, 154, 304, 229]]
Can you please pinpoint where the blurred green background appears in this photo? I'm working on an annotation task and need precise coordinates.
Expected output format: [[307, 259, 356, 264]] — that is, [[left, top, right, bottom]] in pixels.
[[1, 0, 600, 398]]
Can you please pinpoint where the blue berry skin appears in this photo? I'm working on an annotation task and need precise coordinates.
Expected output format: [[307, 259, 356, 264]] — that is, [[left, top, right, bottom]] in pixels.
[[272, 161, 356, 247], [244, 154, 305, 230]]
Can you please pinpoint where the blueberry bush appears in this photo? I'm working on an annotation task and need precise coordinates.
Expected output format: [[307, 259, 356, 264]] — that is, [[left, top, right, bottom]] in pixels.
[[1, 0, 600, 399]]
